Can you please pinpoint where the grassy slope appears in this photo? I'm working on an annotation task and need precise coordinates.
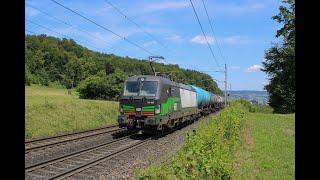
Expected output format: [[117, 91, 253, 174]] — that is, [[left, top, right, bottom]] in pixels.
[[25, 85, 119, 139], [137, 102, 246, 179], [137, 102, 295, 179], [233, 113, 295, 179]]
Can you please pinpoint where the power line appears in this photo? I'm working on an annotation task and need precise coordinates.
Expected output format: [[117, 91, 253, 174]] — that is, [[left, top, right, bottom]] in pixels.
[[26, 19, 104, 52], [200, 0, 228, 65], [26, 4, 121, 53], [104, 0, 169, 51], [50, 0, 155, 56], [189, 0, 222, 71], [103, 0, 185, 65]]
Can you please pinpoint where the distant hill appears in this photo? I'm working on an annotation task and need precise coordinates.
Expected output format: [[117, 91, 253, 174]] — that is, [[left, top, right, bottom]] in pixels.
[[228, 90, 269, 104]]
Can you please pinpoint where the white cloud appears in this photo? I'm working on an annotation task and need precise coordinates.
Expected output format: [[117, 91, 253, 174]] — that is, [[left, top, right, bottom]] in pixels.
[[220, 36, 251, 45], [230, 66, 240, 70], [26, 6, 39, 17], [143, 40, 158, 48], [166, 34, 184, 43], [209, 2, 267, 15], [190, 35, 251, 45], [246, 65, 262, 73], [190, 35, 214, 44]]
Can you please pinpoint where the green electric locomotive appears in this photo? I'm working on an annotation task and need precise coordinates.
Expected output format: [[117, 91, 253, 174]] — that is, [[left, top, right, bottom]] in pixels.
[[117, 75, 222, 133]]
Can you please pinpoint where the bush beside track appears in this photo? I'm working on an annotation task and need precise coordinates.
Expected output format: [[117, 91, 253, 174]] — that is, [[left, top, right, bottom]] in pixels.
[[25, 85, 118, 139], [137, 100, 294, 179], [137, 101, 247, 179]]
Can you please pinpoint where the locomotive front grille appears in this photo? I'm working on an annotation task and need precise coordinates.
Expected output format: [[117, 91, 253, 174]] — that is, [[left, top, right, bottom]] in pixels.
[[122, 105, 155, 116], [123, 105, 135, 115], [142, 105, 155, 116]]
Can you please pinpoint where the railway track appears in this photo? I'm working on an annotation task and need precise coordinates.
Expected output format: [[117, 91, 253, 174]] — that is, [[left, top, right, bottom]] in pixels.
[[25, 118, 201, 180], [25, 133, 152, 180], [25, 125, 122, 153], [25, 112, 218, 179]]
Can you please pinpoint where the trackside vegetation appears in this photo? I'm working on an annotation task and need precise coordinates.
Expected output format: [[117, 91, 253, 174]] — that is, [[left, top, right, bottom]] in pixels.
[[137, 101, 295, 179], [25, 85, 118, 139], [237, 99, 273, 113], [137, 101, 247, 179]]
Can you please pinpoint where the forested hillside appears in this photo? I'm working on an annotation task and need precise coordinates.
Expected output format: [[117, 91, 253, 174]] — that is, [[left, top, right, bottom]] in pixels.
[[25, 34, 223, 100]]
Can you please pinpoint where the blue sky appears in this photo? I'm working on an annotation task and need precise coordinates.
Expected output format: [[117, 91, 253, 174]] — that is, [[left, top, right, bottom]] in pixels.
[[25, 0, 282, 91]]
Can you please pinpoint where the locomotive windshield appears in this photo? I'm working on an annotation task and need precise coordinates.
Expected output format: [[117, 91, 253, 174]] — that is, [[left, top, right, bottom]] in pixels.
[[124, 82, 139, 96], [140, 81, 158, 96], [123, 81, 158, 97]]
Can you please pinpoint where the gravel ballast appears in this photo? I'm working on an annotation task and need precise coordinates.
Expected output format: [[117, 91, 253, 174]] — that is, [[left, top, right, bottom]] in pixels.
[[69, 112, 220, 179], [25, 130, 133, 167]]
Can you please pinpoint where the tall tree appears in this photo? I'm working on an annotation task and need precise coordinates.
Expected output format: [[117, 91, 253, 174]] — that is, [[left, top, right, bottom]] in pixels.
[[262, 0, 295, 113]]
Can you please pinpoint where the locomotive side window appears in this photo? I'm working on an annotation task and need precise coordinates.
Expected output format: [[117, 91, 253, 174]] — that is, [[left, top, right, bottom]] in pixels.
[[167, 87, 172, 96], [171, 87, 175, 95]]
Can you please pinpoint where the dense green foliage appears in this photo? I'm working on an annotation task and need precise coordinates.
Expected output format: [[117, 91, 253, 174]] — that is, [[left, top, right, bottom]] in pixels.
[[25, 85, 118, 139], [25, 34, 223, 100], [236, 99, 273, 113], [262, 0, 295, 113], [138, 101, 247, 179], [77, 69, 127, 100]]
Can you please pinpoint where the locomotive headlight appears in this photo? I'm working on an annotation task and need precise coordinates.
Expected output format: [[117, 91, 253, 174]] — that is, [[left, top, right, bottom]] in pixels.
[[155, 104, 161, 114]]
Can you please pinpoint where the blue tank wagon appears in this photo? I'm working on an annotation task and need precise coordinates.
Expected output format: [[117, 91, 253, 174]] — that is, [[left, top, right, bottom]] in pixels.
[[189, 85, 217, 115]]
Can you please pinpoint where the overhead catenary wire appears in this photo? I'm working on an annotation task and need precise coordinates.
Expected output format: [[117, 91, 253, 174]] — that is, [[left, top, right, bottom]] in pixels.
[[26, 4, 122, 53], [189, 0, 223, 71], [200, 0, 228, 65], [104, 0, 168, 50], [50, 0, 155, 56], [26, 19, 104, 52], [103, 0, 184, 64]]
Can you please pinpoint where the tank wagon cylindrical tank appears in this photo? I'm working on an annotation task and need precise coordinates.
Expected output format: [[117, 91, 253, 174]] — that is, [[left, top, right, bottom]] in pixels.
[[189, 85, 223, 112], [189, 85, 211, 108], [188, 85, 220, 115]]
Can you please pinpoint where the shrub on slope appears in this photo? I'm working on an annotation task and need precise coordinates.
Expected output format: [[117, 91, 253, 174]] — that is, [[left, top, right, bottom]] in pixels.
[[138, 101, 247, 179]]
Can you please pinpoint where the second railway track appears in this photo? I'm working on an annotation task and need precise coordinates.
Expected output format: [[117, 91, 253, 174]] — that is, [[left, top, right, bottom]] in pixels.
[[25, 133, 151, 180], [25, 118, 202, 180], [25, 124, 122, 153]]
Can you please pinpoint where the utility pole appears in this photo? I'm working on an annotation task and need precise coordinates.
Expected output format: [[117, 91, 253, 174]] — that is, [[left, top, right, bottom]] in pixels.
[[204, 65, 229, 106], [224, 64, 227, 107]]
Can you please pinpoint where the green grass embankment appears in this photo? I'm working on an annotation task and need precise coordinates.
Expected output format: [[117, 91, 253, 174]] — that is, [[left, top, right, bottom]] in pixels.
[[233, 113, 294, 179], [138, 101, 247, 179], [25, 85, 118, 139], [137, 101, 295, 180]]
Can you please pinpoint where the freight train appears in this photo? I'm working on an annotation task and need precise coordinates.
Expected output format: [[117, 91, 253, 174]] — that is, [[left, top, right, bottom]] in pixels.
[[118, 75, 224, 133]]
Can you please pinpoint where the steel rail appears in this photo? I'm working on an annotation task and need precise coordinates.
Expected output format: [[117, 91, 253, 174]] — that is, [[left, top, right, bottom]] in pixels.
[[25, 125, 121, 152], [25, 135, 132, 171]]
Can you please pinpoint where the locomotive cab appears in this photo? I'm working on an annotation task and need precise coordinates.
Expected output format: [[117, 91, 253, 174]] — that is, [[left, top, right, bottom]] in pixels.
[[118, 75, 163, 131]]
